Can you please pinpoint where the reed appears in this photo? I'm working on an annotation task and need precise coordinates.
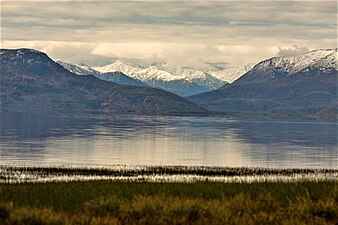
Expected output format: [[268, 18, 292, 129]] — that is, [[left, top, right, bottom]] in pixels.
[[1, 165, 337, 183]]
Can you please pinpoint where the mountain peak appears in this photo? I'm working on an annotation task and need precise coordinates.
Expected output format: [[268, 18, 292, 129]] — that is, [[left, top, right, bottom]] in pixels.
[[1, 48, 47, 57], [111, 60, 127, 66], [57, 60, 100, 76], [234, 48, 337, 85], [13, 48, 44, 54], [93, 60, 144, 74], [308, 48, 337, 54]]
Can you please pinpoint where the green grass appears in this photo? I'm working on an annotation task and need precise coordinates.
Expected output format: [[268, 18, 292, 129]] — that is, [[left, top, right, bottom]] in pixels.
[[0, 181, 337, 225]]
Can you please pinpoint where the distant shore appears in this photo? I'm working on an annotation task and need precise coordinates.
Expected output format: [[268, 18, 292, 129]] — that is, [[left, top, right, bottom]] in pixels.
[[2, 107, 337, 121], [1, 165, 337, 183]]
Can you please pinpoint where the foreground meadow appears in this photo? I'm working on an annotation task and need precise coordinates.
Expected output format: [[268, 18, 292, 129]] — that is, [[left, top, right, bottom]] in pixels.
[[0, 181, 337, 225]]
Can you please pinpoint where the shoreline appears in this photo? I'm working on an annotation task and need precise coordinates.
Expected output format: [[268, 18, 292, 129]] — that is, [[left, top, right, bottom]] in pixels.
[[1, 165, 337, 184]]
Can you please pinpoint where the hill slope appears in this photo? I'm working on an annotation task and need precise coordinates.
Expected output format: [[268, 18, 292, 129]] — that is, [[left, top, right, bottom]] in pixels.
[[0, 49, 207, 115], [188, 49, 337, 118], [57, 60, 147, 87]]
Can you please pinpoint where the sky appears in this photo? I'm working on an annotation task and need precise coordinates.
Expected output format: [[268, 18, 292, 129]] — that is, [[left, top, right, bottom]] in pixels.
[[1, 1, 337, 68]]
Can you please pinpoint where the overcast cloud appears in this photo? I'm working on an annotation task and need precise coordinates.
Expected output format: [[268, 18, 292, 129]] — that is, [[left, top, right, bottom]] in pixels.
[[1, 1, 336, 67]]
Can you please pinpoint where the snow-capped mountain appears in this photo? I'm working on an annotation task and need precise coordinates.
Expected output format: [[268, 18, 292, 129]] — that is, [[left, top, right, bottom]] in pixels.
[[57, 60, 100, 76], [94, 61, 227, 96], [205, 64, 254, 83], [58, 48, 337, 97], [1, 48, 206, 114], [150, 62, 225, 90], [301, 49, 337, 73], [188, 48, 337, 118], [268, 48, 337, 74], [57, 60, 147, 87], [235, 48, 337, 85], [93, 60, 145, 75]]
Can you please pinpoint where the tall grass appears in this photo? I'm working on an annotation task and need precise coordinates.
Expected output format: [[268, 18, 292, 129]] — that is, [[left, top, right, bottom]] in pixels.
[[0, 181, 337, 224]]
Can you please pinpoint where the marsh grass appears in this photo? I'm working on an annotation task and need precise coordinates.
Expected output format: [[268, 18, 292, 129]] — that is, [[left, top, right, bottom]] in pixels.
[[0, 181, 337, 225], [2, 165, 337, 177], [1, 165, 337, 183]]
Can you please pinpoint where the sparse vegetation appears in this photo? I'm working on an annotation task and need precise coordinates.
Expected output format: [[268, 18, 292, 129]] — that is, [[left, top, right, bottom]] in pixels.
[[0, 181, 337, 225]]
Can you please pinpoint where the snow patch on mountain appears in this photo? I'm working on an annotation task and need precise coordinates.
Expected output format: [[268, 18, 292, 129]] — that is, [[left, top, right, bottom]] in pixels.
[[93, 60, 145, 75], [206, 64, 255, 83], [254, 49, 337, 75], [150, 62, 225, 89], [94, 61, 227, 91], [57, 60, 99, 76]]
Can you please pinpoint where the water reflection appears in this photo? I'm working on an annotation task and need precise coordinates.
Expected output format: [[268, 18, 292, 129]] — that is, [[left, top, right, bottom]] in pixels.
[[0, 111, 337, 168]]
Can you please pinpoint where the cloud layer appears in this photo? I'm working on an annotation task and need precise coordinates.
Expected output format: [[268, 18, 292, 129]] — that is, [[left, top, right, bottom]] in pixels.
[[1, 1, 336, 67]]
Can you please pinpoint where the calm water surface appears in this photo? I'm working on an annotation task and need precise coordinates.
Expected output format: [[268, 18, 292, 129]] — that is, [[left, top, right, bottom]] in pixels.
[[0, 112, 337, 169]]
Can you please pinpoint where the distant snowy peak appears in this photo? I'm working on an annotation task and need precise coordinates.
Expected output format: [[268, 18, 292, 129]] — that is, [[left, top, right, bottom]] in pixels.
[[152, 62, 209, 79], [93, 60, 227, 96], [149, 62, 226, 89], [98, 61, 226, 87], [296, 50, 337, 75], [308, 49, 337, 69], [57, 60, 99, 76], [57, 60, 147, 87], [134, 66, 185, 82], [93, 60, 144, 75], [255, 48, 337, 75], [234, 48, 337, 85], [207, 64, 254, 83], [94, 60, 184, 81]]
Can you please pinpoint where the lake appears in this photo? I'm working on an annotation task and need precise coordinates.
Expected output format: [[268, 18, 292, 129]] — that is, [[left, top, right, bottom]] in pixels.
[[0, 111, 337, 169]]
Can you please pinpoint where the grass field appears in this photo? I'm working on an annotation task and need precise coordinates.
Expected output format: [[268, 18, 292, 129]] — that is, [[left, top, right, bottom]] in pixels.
[[0, 181, 337, 225]]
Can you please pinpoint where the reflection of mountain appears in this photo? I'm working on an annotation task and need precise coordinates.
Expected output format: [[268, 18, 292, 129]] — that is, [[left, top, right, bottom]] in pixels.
[[225, 119, 337, 147], [1, 112, 336, 147], [0, 111, 175, 139], [0, 49, 206, 114], [1, 112, 336, 168]]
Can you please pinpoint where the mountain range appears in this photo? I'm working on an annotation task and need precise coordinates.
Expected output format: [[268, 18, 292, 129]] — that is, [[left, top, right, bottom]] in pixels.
[[57, 60, 148, 87], [57, 59, 256, 97], [205, 64, 254, 83], [1, 48, 337, 118], [0, 49, 206, 114], [93, 61, 230, 96], [187, 49, 337, 118], [57, 60, 237, 96]]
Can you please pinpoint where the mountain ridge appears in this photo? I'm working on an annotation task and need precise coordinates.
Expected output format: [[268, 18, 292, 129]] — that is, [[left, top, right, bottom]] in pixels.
[[57, 60, 147, 87], [232, 48, 337, 86], [187, 48, 337, 119], [0, 48, 207, 115], [94, 60, 228, 96]]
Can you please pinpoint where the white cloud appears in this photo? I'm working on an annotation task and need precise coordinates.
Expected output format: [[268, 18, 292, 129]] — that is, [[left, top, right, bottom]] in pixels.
[[91, 43, 220, 67], [277, 45, 310, 57], [1, 1, 336, 67]]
